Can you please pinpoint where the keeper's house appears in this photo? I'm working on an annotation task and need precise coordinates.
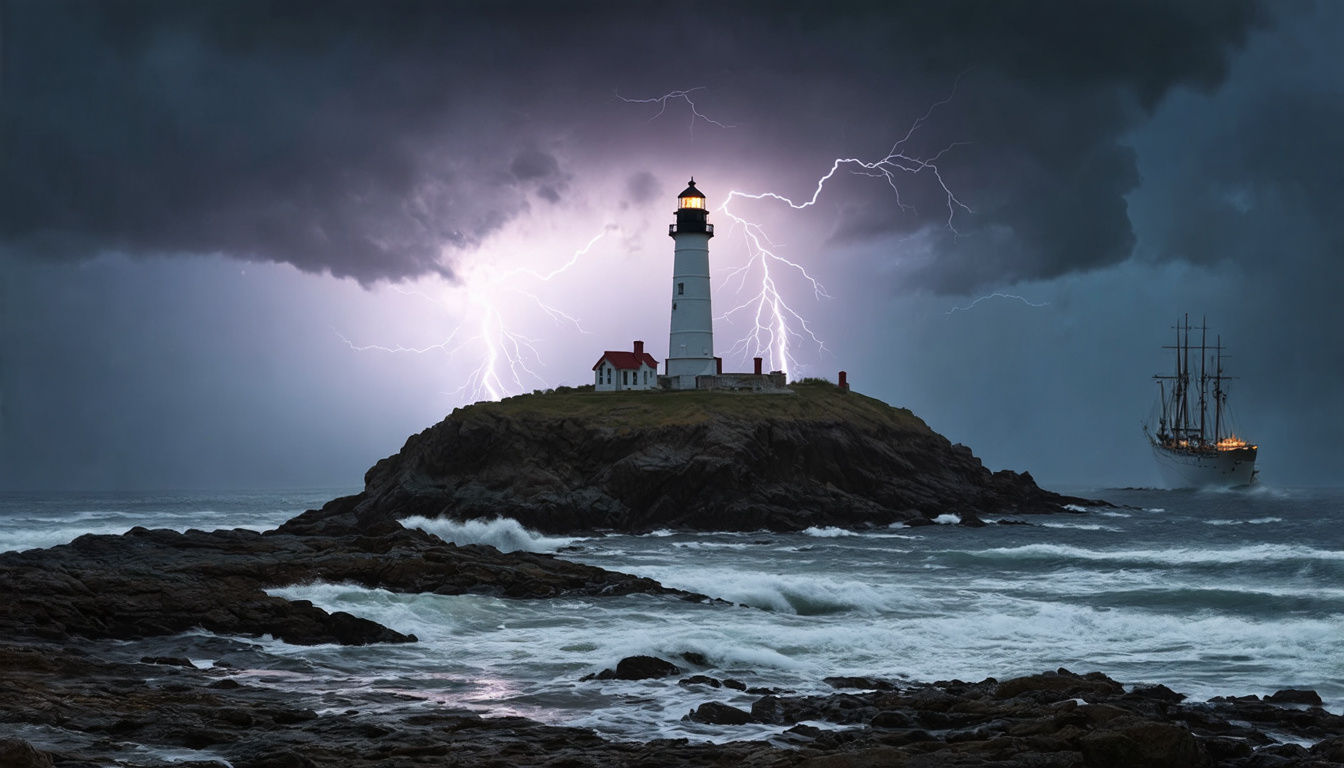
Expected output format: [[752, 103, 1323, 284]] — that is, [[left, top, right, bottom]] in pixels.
[[593, 341, 659, 392]]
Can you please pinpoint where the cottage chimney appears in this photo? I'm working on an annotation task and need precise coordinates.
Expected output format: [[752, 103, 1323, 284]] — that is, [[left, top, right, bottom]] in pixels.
[[715, 357, 723, 374], [633, 340, 644, 357], [754, 357, 762, 375]]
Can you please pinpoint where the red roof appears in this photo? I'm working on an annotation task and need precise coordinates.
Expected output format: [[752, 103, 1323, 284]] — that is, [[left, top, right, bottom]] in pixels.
[[592, 351, 658, 371]]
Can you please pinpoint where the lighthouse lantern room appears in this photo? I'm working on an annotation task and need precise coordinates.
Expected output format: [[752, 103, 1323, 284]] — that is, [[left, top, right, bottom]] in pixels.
[[665, 178, 717, 389]]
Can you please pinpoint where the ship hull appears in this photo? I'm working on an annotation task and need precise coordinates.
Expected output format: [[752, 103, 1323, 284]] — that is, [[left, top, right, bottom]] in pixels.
[[1151, 443, 1258, 489]]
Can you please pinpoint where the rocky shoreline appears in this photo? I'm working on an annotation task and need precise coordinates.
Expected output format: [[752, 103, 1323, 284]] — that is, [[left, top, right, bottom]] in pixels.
[[3, 517, 1342, 766], [3, 642, 1342, 767]]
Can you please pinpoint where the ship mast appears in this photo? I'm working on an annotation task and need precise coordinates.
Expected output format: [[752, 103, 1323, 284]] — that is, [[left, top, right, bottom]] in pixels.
[[1213, 335, 1223, 444], [1198, 316, 1208, 446]]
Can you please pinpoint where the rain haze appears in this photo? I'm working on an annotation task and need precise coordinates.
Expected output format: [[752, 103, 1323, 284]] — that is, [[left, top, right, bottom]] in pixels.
[[2, 0, 1340, 492]]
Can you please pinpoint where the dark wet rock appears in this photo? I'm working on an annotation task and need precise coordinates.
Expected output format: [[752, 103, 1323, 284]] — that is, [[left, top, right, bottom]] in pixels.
[[680, 675, 723, 688], [1266, 688, 1324, 706], [0, 738, 55, 768], [585, 654, 683, 681], [1203, 736, 1255, 761], [279, 385, 1098, 537], [1310, 736, 1344, 762], [994, 669, 1126, 700], [1127, 683, 1187, 702], [825, 675, 899, 691], [141, 655, 197, 668], [0, 526, 686, 647], [869, 710, 917, 729], [686, 701, 755, 725], [615, 654, 682, 680], [1080, 722, 1205, 767], [1253, 742, 1313, 764]]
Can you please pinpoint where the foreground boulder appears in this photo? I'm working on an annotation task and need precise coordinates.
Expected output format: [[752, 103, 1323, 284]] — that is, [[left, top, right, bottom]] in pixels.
[[281, 382, 1095, 536]]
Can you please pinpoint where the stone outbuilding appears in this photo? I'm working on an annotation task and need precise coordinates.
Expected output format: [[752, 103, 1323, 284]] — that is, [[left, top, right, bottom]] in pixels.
[[593, 341, 659, 391]]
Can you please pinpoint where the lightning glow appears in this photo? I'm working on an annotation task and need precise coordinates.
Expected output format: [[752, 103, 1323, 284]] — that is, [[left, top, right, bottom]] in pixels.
[[336, 231, 609, 402], [945, 293, 1049, 315], [343, 82, 971, 402]]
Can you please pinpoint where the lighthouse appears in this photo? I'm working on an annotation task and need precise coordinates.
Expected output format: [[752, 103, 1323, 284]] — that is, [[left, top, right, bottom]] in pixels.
[[665, 178, 717, 388]]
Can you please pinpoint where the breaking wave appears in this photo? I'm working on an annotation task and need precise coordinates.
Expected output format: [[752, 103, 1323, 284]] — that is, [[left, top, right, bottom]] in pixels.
[[403, 516, 583, 553]]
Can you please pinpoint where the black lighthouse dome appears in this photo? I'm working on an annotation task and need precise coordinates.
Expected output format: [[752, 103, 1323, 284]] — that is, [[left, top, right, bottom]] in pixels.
[[671, 177, 713, 238], [677, 178, 706, 209]]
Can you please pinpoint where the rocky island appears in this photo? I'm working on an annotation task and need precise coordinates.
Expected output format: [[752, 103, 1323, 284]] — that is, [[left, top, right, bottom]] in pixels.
[[281, 381, 1090, 537], [3, 384, 1339, 767]]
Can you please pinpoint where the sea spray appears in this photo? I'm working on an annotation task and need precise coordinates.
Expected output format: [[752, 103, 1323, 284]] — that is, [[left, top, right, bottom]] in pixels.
[[403, 515, 584, 553]]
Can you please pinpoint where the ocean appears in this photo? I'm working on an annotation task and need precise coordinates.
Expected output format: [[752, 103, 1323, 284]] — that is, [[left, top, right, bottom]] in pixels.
[[2, 485, 1342, 746]]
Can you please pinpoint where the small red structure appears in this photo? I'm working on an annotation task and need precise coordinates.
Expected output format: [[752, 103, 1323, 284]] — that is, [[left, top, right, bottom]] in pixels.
[[838, 371, 849, 393]]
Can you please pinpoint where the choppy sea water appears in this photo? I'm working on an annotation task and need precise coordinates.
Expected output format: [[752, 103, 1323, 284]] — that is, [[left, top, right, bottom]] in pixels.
[[2, 486, 1343, 745]]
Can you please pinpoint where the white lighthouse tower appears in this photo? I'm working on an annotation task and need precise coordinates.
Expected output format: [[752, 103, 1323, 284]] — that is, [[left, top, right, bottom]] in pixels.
[[665, 178, 717, 388]]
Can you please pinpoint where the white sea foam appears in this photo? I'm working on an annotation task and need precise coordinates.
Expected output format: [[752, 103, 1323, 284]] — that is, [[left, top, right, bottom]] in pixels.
[[402, 516, 582, 553], [803, 526, 857, 538], [672, 541, 750, 551], [1039, 522, 1123, 531], [1063, 504, 1089, 512], [932, 514, 961, 525], [1205, 517, 1283, 526], [965, 542, 1344, 566], [0, 525, 132, 553]]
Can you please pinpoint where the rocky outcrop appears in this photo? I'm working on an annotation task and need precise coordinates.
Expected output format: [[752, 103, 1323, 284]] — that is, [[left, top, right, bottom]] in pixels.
[[0, 525, 686, 646], [281, 383, 1094, 536], [4, 649, 1340, 768]]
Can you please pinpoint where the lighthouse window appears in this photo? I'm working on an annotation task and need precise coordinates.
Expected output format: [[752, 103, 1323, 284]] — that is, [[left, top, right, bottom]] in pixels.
[[678, 282, 684, 295], [672, 302, 677, 310]]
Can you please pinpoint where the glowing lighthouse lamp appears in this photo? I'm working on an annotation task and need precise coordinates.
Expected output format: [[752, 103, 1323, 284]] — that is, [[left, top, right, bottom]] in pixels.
[[665, 178, 717, 389]]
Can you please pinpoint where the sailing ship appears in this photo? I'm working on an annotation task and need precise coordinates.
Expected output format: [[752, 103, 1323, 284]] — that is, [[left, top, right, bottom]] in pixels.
[[1144, 315, 1258, 488]]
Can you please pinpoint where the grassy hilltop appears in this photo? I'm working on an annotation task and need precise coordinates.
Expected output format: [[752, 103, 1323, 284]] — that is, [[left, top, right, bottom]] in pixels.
[[471, 380, 930, 432]]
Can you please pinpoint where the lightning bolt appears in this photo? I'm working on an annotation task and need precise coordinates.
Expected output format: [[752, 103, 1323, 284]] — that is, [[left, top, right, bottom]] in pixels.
[[709, 81, 971, 379], [713, 210, 831, 378], [944, 293, 1049, 315], [615, 87, 737, 133], [335, 231, 608, 402]]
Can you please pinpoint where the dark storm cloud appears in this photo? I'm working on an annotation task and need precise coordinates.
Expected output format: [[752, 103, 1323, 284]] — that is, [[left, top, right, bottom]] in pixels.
[[1157, 90, 1344, 267], [0, 0, 1269, 289]]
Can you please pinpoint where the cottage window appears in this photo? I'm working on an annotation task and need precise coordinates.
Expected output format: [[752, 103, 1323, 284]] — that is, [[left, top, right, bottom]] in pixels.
[[607, 368, 612, 385]]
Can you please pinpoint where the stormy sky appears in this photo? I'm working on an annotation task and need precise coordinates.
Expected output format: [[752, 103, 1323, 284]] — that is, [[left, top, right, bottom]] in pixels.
[[2, 0, 1340, 491]]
